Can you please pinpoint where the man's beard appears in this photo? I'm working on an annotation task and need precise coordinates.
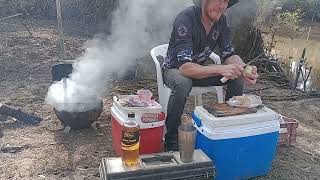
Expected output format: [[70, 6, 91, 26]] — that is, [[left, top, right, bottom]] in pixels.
[[203, 1, 219, 22]]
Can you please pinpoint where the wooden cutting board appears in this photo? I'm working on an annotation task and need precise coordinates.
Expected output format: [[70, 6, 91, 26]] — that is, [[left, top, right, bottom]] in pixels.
[[203, 103, 258, 117]]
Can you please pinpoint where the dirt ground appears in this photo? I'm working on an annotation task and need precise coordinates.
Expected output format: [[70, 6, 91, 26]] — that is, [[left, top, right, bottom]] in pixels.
[[1, 19, 320, 180]]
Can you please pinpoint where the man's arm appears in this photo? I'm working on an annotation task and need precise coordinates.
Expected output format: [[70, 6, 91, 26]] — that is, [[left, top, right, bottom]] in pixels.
[[180, 63, 222, 79], [224, 55, 246, 67], [180, 62, 244, 80]]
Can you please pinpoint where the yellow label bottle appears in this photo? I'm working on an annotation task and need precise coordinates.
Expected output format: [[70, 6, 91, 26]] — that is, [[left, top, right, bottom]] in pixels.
[[121, 112, 140, 166]]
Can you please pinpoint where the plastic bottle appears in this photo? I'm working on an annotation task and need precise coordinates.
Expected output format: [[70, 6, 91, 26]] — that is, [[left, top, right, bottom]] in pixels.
[[121, 112, 140, 166]]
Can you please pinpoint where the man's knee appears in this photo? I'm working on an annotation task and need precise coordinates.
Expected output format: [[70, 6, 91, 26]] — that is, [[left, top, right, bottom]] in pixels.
[[164, 69, 193, 95], [172, 77, 193, 96], [229, 78, 244, 88], [226, 78, 244, 100]]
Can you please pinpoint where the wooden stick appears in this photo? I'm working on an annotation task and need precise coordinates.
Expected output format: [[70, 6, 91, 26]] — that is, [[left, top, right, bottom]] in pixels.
[[18, 18, 33, 37], [305, 13, 315, 48], [0, 13, 33, 37], [0, 103, 42, 124], [306, 67, 312, 81], [0, 13, 22, 22], [0, 136, 4, 152], [1, 146, 24, 153], [56, 0, 65, 60]]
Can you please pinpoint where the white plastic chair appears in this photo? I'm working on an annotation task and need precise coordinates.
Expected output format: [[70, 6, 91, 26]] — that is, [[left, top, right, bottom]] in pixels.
[[150, 44, 224, 114]]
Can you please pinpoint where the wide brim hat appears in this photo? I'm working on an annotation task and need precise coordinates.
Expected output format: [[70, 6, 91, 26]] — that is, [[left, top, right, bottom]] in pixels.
[[228, 0, 239, 8], [193, 0, 239, 9]]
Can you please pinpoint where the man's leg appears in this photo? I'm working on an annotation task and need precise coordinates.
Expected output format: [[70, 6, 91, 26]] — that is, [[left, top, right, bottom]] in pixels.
[[163, 68, 193, 151], [193, 76, 244, 101], [224, 78, 244, 100]]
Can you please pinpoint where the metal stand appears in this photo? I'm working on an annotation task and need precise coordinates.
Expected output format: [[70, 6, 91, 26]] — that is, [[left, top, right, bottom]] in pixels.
[[293, 48, 313, 91]]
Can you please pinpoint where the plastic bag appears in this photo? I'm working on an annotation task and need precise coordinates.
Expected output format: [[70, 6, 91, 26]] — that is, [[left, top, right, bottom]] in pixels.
[[128, 90, 155, 107], [227, 94, 263, 108]]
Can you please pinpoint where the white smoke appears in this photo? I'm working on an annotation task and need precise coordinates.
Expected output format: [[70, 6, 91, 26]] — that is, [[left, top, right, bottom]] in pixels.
[[46, 0, 192, 112]]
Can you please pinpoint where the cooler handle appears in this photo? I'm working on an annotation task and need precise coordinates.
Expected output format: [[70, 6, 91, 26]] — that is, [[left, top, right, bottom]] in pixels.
[[192, 112, 202, 127]]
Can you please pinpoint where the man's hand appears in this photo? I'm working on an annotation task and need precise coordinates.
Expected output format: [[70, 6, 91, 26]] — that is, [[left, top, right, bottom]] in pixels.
[[219, 64, 244, 80], [225, 55, 259, 85], [225, 55, 246, 67], [244, 66, 258, 85]]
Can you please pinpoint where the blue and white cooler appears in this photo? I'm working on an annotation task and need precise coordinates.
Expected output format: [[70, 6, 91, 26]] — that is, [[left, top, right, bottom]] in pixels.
[[192, 106, 280, 180]]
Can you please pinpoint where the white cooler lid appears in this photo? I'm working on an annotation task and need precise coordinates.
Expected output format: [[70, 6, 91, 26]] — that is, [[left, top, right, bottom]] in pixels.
[[193, 120, 280, 140], [194, 106, 279, 129]]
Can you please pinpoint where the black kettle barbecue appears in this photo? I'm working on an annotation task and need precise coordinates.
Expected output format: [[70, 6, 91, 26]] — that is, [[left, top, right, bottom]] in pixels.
[[51, 62, 103, 130]]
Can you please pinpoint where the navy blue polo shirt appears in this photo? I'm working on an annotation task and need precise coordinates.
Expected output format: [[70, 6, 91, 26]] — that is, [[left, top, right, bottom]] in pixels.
[[162, 6, 236, 69]]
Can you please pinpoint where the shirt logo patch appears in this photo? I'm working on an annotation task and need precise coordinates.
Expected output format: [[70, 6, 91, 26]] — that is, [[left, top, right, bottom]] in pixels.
[[177, 25, 188, 37], [212, 31, 219, 40]]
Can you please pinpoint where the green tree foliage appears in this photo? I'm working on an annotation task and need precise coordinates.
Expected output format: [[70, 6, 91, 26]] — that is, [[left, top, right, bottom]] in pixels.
[[279, 0, 320, 21], [256, 0, 305, 58], [256, 0, 319, 23], [275, 10, 303, 40]]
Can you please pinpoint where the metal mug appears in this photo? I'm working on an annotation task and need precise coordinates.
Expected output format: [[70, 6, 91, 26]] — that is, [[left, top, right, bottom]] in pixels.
[[178, 124, 196, 163]]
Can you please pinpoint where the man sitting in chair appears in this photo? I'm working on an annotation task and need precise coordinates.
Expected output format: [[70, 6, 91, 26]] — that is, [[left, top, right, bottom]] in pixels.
[[162, 0, 259, 151]]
